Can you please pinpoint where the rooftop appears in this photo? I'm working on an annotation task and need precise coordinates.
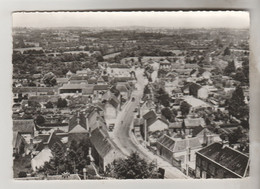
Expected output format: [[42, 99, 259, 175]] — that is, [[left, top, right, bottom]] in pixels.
[[197, 143, 249, 177]]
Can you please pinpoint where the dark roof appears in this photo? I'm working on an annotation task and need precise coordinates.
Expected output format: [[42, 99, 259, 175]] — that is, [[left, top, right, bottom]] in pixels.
[[108, 98, 119, 108], [197, 143, 249, 177], [68, 113, 87, 132], [90, 128, 114, 157], [143, 110, 157, 120], [143, 110, 168, 127], [101, 75, 109, 82], [13, 119, 35, 134], [109, 64, 130, 69], [35, 132, 65, 152], [182, 82, 201, 92], [93, 85, 109, 91]]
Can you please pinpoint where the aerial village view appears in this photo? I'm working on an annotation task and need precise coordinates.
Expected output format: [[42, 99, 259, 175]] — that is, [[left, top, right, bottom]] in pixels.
[[12, 12, 250, 180]]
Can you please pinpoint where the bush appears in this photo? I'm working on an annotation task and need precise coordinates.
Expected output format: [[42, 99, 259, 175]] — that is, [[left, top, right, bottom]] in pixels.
[[18, 171, 27, 178]]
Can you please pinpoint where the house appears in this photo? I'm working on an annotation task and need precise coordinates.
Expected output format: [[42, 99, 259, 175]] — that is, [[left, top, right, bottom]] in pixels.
[[142, 110, 169, 141], [35, 122, 69, 133], [201, 71, 212, 79], [31, 131, 65, 171], [66, 70, 73, 78], [68, 112, 89, 142], [13, 87, 58, 101], [13, 119, 35, 136], [195, 142, 249, 178], [56, 78, 69, 86], [183, 117, 206, 135], [156, 135, 202, 169], [59, 83, 86, 96], [85, 106, 107, 132], [172, 88, 183, 99], [90, 128, 123, 173], [192, 126, 222, 145], [182, 82, 208, 99], [69, 75, 90, 84], [159, 60, 171, 69], [93, 85, 109, 100], [133, 118, 144, 141], [103, 97, 120, 125], [106, 64, 131, 77], [76, 68, 92, 76], [116, 84, 130, 100], [140, 99, 156, 117]]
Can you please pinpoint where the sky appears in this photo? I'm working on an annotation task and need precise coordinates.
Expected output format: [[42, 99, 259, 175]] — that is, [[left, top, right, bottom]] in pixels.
[[12, 11, 250, 29]]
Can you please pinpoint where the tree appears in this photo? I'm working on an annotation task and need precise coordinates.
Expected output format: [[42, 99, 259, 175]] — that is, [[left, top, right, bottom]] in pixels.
[[223, 47, 231, 56], [161, 108, 175, 122], [39, 139, 91, 176], [233, 71, 246, 83], [224, 60, 236, 75], [156, 88, 171, 107], [42, 72, 57, 86], [107, 152, 159, 179], [18, 171, 27, 178], [45, 101, 54, 109], [57, 98, 67, 108], [180, 101, 191, 116], [227, 86, 247, 119], [35, 115, 45, 125]]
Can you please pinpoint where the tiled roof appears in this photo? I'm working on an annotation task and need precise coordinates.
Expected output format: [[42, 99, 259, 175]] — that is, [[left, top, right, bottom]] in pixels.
[[143, 110, 157, 120], [108, 64, 130, 69], [93, 85, 109, 91], [68, 113, 87, 132], [169, 121, 183, 129], [157, 135, 202, 153], [13, 87, 58, 93], [134, 118, 144, 126], [28, 95, 59, 103], [70, 75, 90, 81], [56, 78, 69, 83], [35, 132, 65, 152], [197, 143, 249, 177], [90, 128, 114, 157], [108, 98, 119, 108], [82, 86, 94, 95], [143, 110, 168, 127], [13, 119, 35, 134], [184, 118, 205, 128], [60, 83, 87, 90], [113, 77, 133, 83], [116, 85, 128, 92]]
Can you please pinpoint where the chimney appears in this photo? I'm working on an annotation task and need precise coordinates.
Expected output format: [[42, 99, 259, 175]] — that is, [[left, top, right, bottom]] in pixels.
[[222, 139, 229, 149]]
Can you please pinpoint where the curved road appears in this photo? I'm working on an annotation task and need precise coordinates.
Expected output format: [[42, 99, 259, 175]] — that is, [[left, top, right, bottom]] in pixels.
[[109, 68, 187, 179]]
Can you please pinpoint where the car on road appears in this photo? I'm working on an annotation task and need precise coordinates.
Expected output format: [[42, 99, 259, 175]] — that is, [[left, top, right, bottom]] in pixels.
[[131, 97, 135, 102], [108, 124, 115, 132]]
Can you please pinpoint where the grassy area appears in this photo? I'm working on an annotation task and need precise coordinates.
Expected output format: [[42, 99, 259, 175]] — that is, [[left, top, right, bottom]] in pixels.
[[13, 155, 32, 178]]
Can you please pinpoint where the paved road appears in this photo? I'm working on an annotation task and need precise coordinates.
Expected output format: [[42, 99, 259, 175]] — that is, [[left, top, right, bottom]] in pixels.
[[109, 68, 187, 179]]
